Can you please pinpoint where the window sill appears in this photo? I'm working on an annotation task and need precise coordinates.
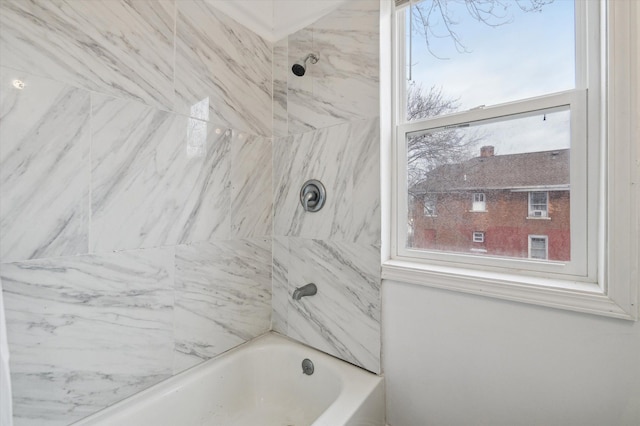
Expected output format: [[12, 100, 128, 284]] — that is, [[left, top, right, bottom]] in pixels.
[[468, 210, 487, 213], [381, 259, 635, 320], [526, 216, 551, 220]]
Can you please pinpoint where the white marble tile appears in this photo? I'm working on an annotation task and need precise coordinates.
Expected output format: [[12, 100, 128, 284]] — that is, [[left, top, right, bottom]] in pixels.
[[175, 1, 273, 136], [0, 247, 175, 425], [273, 38, 288, 137], [347, 117, 381, 245], [273, 117, 379, 245], [231, 131, 272, 238], [271, 237, 289, 334], [287, 0, 379, 134], [0, 0, 175, 110], [173, 238, 272, 373], [0, 68, 90, 263], [287, 27, 315, 135], [91, 94, 231, 253], [285, 238, 381, 373], [273, 122, 352, 240]]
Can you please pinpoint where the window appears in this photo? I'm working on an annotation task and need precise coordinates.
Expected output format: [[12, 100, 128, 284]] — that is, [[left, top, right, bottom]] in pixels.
[[382, 0, 638, 319], [472, 193, 485, 212], [423, 194, 436, 216], [395, 0, 586, 273], [473, 232, 484, 243], [529, 235, 548, 260], [528, 192, 548, 218]]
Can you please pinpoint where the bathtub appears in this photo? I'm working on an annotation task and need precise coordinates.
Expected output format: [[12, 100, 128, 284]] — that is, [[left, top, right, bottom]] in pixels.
[[73, 332, 384, 426]]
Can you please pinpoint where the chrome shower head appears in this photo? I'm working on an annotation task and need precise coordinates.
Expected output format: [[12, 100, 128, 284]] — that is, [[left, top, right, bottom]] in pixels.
[[292, 53, 319, 77]]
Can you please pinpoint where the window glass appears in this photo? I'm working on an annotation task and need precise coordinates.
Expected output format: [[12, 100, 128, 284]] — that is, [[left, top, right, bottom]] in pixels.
[[406, 108, 571, 261], [405, 0, 575, 120]]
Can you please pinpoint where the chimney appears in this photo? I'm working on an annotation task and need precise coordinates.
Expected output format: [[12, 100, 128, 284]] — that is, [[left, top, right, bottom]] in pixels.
[[480, 145, 494, 157]]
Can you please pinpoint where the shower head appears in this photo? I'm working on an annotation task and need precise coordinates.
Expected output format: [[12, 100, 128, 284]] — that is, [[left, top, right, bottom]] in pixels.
[[292, 53, 319, 77]]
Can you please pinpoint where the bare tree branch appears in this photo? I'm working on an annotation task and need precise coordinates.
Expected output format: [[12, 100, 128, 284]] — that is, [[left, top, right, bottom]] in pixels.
[[406, 83, 483, 191], [411, 0, 554, 58]]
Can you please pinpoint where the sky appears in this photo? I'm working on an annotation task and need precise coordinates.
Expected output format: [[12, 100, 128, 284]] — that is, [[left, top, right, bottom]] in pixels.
[[407, 0, 575, 155]]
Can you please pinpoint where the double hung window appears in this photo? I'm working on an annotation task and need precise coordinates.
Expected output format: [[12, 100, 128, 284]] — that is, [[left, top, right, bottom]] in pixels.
[[528, 192, 549, 218], [384, 0, 638, 319], [529, 236, 548, 260], [472, 193, 486, 212]]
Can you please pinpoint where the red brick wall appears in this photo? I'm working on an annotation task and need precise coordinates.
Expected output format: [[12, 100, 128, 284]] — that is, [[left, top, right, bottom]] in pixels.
[[410, 190, 570, 261]]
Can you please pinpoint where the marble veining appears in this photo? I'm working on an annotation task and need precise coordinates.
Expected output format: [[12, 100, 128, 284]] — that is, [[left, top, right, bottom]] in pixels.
[[280, 238, 381, 373], [91, 94, 231, 253], [271, 237, 289, 334], [230, 131, 272, 238], [346, 116, 381, 245], [273, 117, 380, 246], [173, 238, 272, 373], [0, 68, 90, 263], [273, 122, 351, 241], [0, 0, 175, 110], [287, 0, 380, 134], [175, 0, 273, 136], [1, 247, 175, 425], [273, 38, 289, 138]]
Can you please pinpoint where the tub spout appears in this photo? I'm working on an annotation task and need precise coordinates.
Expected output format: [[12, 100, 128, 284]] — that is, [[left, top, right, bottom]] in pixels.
[[292, 283, 317, 300]]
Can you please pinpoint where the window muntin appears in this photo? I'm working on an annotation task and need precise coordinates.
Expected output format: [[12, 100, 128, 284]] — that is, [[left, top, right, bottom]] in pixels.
[[529, 191, 549, 217], [394, 0, 594, 280]]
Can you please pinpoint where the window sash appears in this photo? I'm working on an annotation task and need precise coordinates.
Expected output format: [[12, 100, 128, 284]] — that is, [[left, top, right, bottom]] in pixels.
[[395, 89, 590, 279]]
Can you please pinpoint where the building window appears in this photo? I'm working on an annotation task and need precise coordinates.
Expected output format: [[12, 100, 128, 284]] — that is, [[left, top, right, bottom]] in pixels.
[[529, 192, 549, 218], [472, 193, 486, 212], [384, 0, 638, 319], [423, 194, 436, 216], [473, 232, 484, 243], [529, 235, 548, 260]]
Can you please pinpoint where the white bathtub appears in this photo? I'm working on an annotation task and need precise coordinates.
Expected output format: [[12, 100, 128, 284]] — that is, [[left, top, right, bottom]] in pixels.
[[73, 332, 384, 426]]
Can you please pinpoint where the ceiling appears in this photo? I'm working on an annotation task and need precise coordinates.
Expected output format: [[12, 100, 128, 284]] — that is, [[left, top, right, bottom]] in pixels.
[[205, 0, 347, 43]]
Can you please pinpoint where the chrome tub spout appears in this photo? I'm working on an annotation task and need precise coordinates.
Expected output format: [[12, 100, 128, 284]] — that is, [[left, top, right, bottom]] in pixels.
[[292, 283, 317, 300]]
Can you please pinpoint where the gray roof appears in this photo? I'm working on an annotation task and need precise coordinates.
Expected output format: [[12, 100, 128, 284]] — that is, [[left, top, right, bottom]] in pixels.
[[413, 149, 570, 193]]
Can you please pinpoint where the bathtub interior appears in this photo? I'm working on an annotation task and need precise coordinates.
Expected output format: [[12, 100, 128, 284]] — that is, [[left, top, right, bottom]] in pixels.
[[211, 343, 343, 425], [72, 333, 367, 426]]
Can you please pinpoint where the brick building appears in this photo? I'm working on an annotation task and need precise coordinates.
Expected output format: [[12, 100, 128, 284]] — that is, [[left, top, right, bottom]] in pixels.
[[409, 146, 570, 261]]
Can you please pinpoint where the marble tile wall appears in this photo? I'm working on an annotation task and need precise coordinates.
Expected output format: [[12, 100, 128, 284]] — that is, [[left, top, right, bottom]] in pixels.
[[272, 0, 382, 374], [0, 1, 273, 424], [284, 0, 380, 136]]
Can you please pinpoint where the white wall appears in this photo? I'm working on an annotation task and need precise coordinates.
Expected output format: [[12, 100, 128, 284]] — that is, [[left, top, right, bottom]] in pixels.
[[383, 280, 640, 426]]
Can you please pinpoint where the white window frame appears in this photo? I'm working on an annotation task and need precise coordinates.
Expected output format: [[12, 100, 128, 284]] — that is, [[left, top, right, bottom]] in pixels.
[[473, 232, 485, 243], [380, 0, 638, 320], [529, 235, 548, 260], [528, 191, 549, 218]]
